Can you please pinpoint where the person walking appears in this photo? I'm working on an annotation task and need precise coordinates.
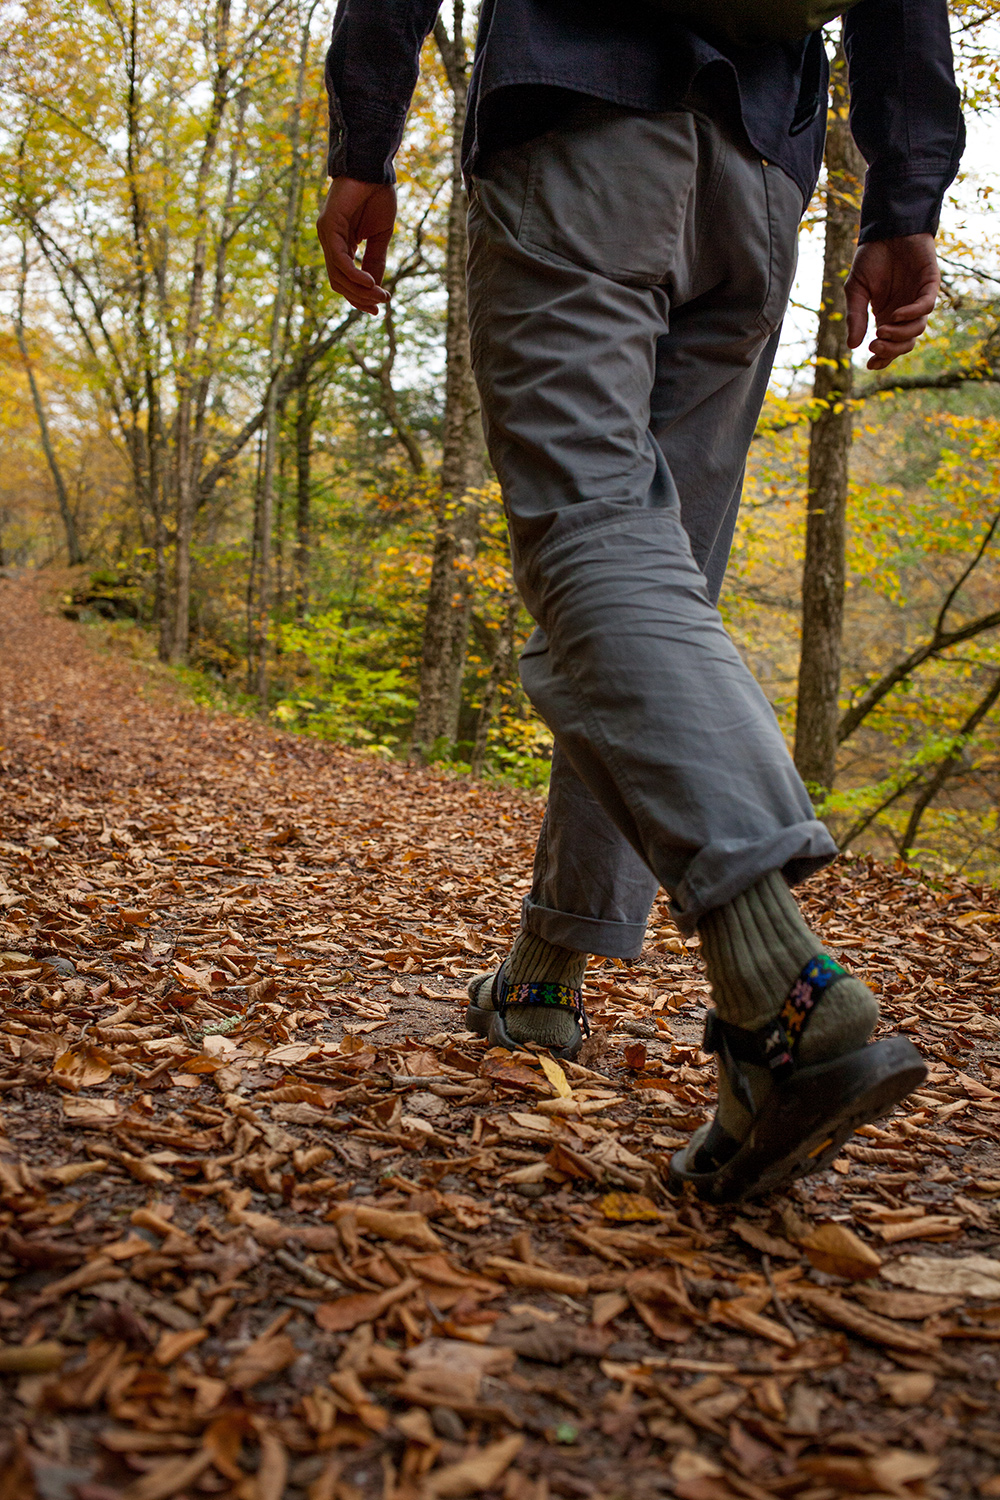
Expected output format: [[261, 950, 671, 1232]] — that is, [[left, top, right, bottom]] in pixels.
[[317, 0, 964, 1202]]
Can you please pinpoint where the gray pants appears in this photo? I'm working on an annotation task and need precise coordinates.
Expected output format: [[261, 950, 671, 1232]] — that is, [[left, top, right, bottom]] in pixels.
[[467, 95, 838, 952]]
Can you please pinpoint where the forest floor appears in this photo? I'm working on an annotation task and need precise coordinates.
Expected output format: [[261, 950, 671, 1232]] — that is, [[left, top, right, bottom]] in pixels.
[[1, 574, 1000, 1500]]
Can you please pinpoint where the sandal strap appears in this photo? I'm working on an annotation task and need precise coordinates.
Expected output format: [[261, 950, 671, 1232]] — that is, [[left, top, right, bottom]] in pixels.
[[703, 952, 848, 1088], [492, 968, 591, 1039]]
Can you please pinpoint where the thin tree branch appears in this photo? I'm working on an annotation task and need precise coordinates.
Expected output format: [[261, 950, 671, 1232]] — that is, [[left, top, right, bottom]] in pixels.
[[898, 672, 1000, 860], [837, 508, 1000, 743]]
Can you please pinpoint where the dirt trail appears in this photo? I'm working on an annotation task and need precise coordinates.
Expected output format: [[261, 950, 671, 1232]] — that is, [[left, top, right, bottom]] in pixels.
[[1, 574, 999, 1500]]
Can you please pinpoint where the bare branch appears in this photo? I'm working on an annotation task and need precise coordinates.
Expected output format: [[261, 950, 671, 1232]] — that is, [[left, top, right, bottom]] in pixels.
[[837, 509, 1000, 743]]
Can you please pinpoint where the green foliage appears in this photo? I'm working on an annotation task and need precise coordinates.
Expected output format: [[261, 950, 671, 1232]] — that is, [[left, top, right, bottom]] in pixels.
[[271, 612, 418, 751]]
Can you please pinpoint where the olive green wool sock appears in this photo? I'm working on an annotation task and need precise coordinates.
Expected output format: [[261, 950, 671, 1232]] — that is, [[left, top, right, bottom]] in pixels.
[[696, 870, 878, 1141], [467, 930, 587, 1050]]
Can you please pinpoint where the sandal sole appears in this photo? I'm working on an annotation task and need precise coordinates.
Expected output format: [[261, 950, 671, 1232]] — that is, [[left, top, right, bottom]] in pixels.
[[668, 1034, 927, 1205]]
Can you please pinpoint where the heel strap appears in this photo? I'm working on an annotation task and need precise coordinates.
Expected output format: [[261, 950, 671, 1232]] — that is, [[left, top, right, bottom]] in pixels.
[[703, 952, 847, 1089], [492, 968, 591, 1039]]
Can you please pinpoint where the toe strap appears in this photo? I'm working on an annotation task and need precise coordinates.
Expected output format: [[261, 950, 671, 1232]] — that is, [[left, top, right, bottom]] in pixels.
[[703, 952, 848, 1082], [493, 971, 590, 1038]]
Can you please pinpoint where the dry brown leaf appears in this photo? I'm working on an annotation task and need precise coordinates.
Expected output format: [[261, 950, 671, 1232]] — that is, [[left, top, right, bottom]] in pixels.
[[802, 1447, 938, 1494], [328, 1368, 391, 1431], [482, 1256, 588, 1298], [61, 1096, 119, 1126], [875, 1214, 965, 1244], [854, 1287, 962, 1320], [254, 1426, 289, 1500], [42, 1161, 109, 1185], [0, 1341, 65, 1372], [51, 1043, 112, 1091], [592, 1290, 629, 1327], [225, 1331, 299, 1390], [881, 1253, 1000, 1298], [876, 1371, 936, 1405], [121, 1449, 213, 1500], [315, 1277, 421, 1333], [597, 1192, 663, 1222], [709, 1296, 797, 1349], [332, 1205, 441, 1252], [421, 1434, 523, 1498], [800, 1221, 882, 1279], [792, 1284, 940, 1353], [538, 1054, 572, 1098], [730, 1218, 801, 1260], [155, 1328, 208, 1366]]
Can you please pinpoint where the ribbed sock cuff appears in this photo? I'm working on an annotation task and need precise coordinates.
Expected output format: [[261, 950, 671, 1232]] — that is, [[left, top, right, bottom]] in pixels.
[[698, 869, 820, 1029], [507, 929, 588, 990]]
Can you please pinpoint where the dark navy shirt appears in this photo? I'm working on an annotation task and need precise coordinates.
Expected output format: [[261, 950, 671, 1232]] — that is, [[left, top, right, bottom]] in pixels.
[[325, 0, 964, 243]]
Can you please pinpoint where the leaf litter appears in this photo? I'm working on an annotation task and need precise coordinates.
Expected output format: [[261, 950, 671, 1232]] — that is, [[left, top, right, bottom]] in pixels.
[[0, 575, 999, 1498]]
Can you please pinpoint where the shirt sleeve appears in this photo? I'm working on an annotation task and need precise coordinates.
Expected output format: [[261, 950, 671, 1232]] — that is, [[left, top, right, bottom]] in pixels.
[[325, 0, 443, 183], [844, 0, 965, 243]]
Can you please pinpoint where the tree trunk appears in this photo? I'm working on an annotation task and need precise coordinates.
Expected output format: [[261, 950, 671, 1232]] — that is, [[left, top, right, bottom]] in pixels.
[[470, 593, 518, 776], [294, 381, 312, 618], [247, 0, 314, 698], [170, 0, 233, 665], [411, 6, 485, 756], [793, 43, 864, 795], [15, 246, 84, 567]]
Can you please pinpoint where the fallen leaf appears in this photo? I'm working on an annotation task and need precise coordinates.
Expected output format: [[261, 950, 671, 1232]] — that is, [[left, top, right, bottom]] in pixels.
[[881, 1253, 1000, 1298], [597, 1192, 663, 1222], [854, 1287, 961, 1320], [875, 1214, 965, 1244], [254, 1427, 288, 1500], [792, 1285, 940, 1353], [591, 1290, 629, 1327], [480, 1052, 548, 1094], [121, 1449, 213, 1500], [538, 1054, 572, 1098], [155, 1328, 208, 1366], [225, 1331, 299, 1390], [800, 1221, 882, 1279], [0, 1341, 65, 1372], [61, 1097, 120, 1126], [876, 1371, 935, 1405], [52, 1043, 112, 1091], [731, 1219, 801, 1260], [422, 1434, 523, 1497], [482, 1256, 588, 1298], [670, 1448, 724, 1482], [315, 1278, 420, 1333], [332, 1205, 441, 1252], [709, 1296, 797, 1349]]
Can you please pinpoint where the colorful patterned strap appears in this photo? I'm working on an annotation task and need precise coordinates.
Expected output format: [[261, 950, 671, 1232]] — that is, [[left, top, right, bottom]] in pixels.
[[491, 969, 591, 1038], [703, 951, 847, 1083]]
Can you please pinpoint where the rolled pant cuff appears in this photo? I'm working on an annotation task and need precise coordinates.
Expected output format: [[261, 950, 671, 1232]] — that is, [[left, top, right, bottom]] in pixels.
[[669, 820, 838, 935], [521, 894, 647, 960]]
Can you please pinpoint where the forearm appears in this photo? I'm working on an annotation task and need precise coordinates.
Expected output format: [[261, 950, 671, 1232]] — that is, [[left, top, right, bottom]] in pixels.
[[325, 0, 443, 184], [844, 0, 964, 244]]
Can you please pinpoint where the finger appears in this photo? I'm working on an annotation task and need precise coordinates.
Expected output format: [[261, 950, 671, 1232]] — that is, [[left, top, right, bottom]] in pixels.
[[320, 242, 389, 307], [873, 315, 929, 343], [844, 277, 870, 350], [882, 298, 937, 327], [866, 336, 918, 368], [361, 230, 392, 290], [321, 260, 385, 313]]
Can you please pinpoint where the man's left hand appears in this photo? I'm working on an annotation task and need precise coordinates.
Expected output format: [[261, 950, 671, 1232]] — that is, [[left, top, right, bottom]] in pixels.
[[845, 232, 941, 371]]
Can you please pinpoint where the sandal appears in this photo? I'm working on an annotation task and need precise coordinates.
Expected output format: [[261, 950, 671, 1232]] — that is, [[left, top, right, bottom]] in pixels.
[[669, 982, 927, 1204], [465, 966, 589, 1061]]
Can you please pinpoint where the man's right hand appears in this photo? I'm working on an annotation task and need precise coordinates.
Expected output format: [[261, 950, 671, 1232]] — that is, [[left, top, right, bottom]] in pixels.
[[317, 177, 397, 314]]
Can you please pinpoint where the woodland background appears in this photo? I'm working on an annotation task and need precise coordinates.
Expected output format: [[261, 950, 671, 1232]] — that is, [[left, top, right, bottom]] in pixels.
[[2, 0, 1000, 882]]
